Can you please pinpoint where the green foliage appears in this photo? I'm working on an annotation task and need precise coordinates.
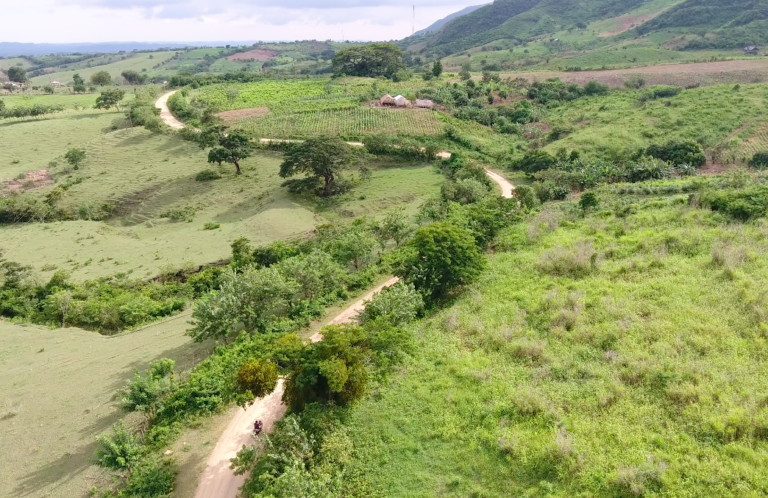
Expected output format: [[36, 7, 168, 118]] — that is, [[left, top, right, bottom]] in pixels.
[[749, 152, 768, 170], [206, 129, 252, 175], [528, 78, 585, 105], [280, 136, 355, 196], [698, 184, 768, 220], [358, 281, 423, 327], [431, 60, 444, 78], [6, 65, 27, 83], [90, 70, 112, 86], [123, 456, 177, 498], [376, 208, 416, 247], [119, 359, 176, 419], [645, 139, 706, 167], [121, 70, 147, 85], [583, 80, 609, 96], [579, 192, 600, 211], [237, 359, 279, 401], [396, 222, 485, 303], [332, 43, 405, 78], [514, 150, 558, 175], [253, 240, 301, 268], [95, 422, 141, 471], [95, 88, 126, 110], [64, 147, 87, 168], [0, 102, 64, 119]]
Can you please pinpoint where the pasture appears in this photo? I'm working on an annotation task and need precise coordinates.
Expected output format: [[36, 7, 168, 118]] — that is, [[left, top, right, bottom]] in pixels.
[[0, 314, 211, 498], [29, 51, 177, 86]]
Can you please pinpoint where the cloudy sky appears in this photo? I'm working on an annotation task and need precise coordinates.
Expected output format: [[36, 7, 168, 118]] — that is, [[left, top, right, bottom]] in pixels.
[[3, 0, 481, 43]]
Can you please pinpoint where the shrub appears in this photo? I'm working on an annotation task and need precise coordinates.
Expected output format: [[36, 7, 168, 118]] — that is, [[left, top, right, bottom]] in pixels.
[[203, 222, 220, 230], [583, 80, 609, 96], [645, 140, 706, 167], [698, 185, 768, 221], [579, 192, 600, 211], [357, 281, 423, 327], [624, 157, 675, 182], [95, 422, 142, 470], [537, 240, 599, 278], [237, 359, 279, 401], [395, 222, 485, 303], [124, 456, 177, 498], [514, 150, 557, 175], [441, 178, 489, 204], [749, 151, 768, 170], [195, 169, 221, 181]]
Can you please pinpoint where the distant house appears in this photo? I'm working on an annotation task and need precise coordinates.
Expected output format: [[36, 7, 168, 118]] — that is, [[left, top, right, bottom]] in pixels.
[[415, 99, 435, 109], [744, 45, 759, 55], [50, 81, 64, 88], [394, 95, 411, 108], [380, 94, 396, 107]]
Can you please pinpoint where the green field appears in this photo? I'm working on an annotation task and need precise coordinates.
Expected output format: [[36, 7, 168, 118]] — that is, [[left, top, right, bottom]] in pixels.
[[0, 57, 33, 71], [0, 93, 100, 109], [0, 314, 212, 498], [29, 51, 177, 85], [334, 191, 768, 497]]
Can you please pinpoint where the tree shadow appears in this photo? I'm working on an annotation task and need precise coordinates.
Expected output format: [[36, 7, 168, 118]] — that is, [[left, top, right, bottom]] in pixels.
[[9, 441, 98, 497]]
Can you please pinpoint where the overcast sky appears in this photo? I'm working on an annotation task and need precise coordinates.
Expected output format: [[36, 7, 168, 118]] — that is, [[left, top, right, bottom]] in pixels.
[[2, 0, 481, 43]]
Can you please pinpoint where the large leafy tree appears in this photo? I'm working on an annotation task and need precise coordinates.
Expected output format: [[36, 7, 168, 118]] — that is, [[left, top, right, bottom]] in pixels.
[[95, 88, 126, 110], [199, 126, 252, 175], [332, 43, 405, 79], [279, 136, 354, 196], [90, 70, 112, 86], [396, 222, 485, 303], [6, 65, 26, 83]]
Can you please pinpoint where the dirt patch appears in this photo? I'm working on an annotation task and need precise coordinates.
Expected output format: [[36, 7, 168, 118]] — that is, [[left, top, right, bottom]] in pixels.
[[3, 169, 52, 195], [506, 59, 768, 88], [599, 11, 664, 37], [216, 107, 270, 122], [227, 49, 278, 62]]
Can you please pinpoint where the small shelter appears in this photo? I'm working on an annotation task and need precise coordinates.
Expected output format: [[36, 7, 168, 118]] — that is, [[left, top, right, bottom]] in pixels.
[[50, 81, 64, 88], [744, 45, 759, 55], [415, 99, 435, 109], [380, 94, 396, 107], [394, 95, 411, 108]]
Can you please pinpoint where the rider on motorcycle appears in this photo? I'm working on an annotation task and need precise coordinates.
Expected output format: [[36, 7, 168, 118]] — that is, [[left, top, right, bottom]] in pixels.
[[254, 420, 263, 435]]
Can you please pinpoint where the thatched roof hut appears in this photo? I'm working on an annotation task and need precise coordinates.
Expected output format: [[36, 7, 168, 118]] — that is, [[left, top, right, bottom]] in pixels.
[[394, 95, 411, 107], [416, 99, 435, 109], [380, 94, 396, 106]]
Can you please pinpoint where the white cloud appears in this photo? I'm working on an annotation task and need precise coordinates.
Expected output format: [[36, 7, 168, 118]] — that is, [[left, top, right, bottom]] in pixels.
[[1, 0, 479, 43]]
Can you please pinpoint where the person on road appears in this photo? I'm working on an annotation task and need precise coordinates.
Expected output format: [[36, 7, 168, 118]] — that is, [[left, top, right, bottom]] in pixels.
[[254, 420, 263, 435]]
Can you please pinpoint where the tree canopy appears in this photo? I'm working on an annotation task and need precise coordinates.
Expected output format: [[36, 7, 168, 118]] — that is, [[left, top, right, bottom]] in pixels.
[[332, 43, 405, 79], [90, 70, 112, 86], [7, 66, 26, 83], [95, 88, 126, 110], [121, 70, 147, 85], [199, 127, 252, 175], [279, 136, 354, 196]]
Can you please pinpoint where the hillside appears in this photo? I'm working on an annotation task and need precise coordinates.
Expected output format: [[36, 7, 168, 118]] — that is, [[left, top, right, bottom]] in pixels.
[[414, 4, 489, 36]]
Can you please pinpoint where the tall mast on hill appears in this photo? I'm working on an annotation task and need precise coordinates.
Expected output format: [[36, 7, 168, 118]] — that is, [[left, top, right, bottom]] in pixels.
[[413, 5, 415, 36]]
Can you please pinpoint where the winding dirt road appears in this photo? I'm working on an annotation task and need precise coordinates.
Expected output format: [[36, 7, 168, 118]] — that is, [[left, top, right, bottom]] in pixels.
[[155, 91, 515, 498]]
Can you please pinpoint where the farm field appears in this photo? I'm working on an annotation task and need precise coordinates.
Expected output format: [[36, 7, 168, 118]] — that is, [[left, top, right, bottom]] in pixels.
[[29, 51, 177, 85], [339, 192, 768, 497], [0, 93, 103, 109], [239, 108, 443, 139], [0, 315, 211, 498]]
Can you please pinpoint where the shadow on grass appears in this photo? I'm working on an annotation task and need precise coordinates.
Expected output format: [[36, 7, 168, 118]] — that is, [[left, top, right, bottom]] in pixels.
[[10, 441, 98, 497]]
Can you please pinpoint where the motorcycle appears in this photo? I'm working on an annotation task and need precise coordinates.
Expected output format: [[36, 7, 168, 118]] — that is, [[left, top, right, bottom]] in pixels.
[[253, 420, 263, 435]]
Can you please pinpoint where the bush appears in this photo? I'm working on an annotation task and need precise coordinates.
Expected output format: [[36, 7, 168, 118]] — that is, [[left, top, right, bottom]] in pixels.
[[624, 157, 675, 182], [579, 192, 600, 211], [645, 140, 706, 167], [357, 281, 423, 327], [749, 151, 768, 170], [537, 240, 599, 278], [195, 169, 221, 181], [395, 222, 485, 303], [441, 178, 489, 204], [124, 456, 177, 498], [514, 150, 557, 175], [237, 359, 279, 401], [95, 422, 142, 470], [698, 185, 768, 221], [583, 80, 609, 96]]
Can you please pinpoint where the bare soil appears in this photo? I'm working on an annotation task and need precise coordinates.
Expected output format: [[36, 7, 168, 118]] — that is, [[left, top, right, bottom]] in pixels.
[[507, 60, 768, 88], [226, 49, 278, 62], [3, 169, 52, 195], [598, 11, 664, 37], [216, 107, 270, 122]]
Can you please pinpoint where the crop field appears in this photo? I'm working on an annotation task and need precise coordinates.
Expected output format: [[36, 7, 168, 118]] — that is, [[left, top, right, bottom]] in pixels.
[[0, 314, 211, 498], [29, 51, 177, 85], [543, 83, 768, 159], [726, 120, 768, 163], [0, 92, 125, 109], [339, 195, 768, 497], [239, 108, 443, 138]]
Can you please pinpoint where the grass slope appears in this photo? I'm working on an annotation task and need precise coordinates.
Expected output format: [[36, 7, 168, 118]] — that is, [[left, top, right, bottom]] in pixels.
[[344, 193, 768, 497], [29, 51, 177, 85]]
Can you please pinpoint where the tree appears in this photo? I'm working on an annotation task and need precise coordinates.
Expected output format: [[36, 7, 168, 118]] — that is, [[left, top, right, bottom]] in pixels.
[[43, 85, 54, 94], [279, 136, 354, 196], [332, 43, 405, 79], [396, 222, 485, 303], [206, 129, 252, 175], [72, 73, 84, 86], [95, 422, 141, 471], [377, 207, 416, 247], [357, 281, 423, 327], [121, 70, 146, 85], [64, 147, 86, 169], [237, 359, 279, 404], [90, 70, 112, 86], [119, 359, 176, 421], [6, 65, 26, 83], [95, 88, 126, 110], [432, 60, 444, 78]]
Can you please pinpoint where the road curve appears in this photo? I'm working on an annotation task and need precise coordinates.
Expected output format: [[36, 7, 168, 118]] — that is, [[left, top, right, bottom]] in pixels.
[[155, 90, 185, 130]]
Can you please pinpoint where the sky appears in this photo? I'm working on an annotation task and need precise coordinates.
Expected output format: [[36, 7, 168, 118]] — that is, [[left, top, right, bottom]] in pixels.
[[2, 0, 482, 44]]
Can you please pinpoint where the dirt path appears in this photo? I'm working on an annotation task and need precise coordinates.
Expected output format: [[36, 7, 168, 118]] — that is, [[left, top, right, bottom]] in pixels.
[[156, 90, 185, 130]]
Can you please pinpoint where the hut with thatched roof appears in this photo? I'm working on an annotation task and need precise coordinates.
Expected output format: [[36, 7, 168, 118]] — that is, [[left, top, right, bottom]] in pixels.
[[416, 99, 435, 109], [380, 94, 396, 107], [394, 95, 411, 108]]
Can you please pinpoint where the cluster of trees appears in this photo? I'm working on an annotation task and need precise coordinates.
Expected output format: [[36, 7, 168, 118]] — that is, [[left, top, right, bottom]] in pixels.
[[332, 43, 406, 79], [0, 101, 63, 120]]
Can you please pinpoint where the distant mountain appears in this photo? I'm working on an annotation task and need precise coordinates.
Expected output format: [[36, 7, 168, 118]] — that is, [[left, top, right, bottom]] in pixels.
[[414, 4, 489, 37], [0, 41, 252, 57]]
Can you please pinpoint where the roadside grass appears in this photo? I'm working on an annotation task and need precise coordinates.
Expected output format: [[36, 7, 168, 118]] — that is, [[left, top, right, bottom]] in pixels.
[[1, 128, 443, 280], [29, 51, 177, 86], [0, 110, 123, 179], [0, 314, 212, 498], [344, 196, 768, 497], [542, 83, 768, 160]]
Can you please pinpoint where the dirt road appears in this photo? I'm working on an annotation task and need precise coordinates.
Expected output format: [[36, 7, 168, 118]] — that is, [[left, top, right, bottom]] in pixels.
[[155, 90, 184, 130]]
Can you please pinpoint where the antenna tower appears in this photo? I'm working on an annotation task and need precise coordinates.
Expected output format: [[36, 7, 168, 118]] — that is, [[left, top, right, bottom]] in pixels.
[[412, 5, 415, 36]]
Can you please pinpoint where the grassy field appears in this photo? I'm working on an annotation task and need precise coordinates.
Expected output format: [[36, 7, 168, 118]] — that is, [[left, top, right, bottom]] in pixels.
[[341, 191, 768, 497], [0, 57, 33, 71], [29, 51, 177, 86], [0, 314, 212, 498], [0, 93, 102, 109], [542, 83, 768, 160]]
